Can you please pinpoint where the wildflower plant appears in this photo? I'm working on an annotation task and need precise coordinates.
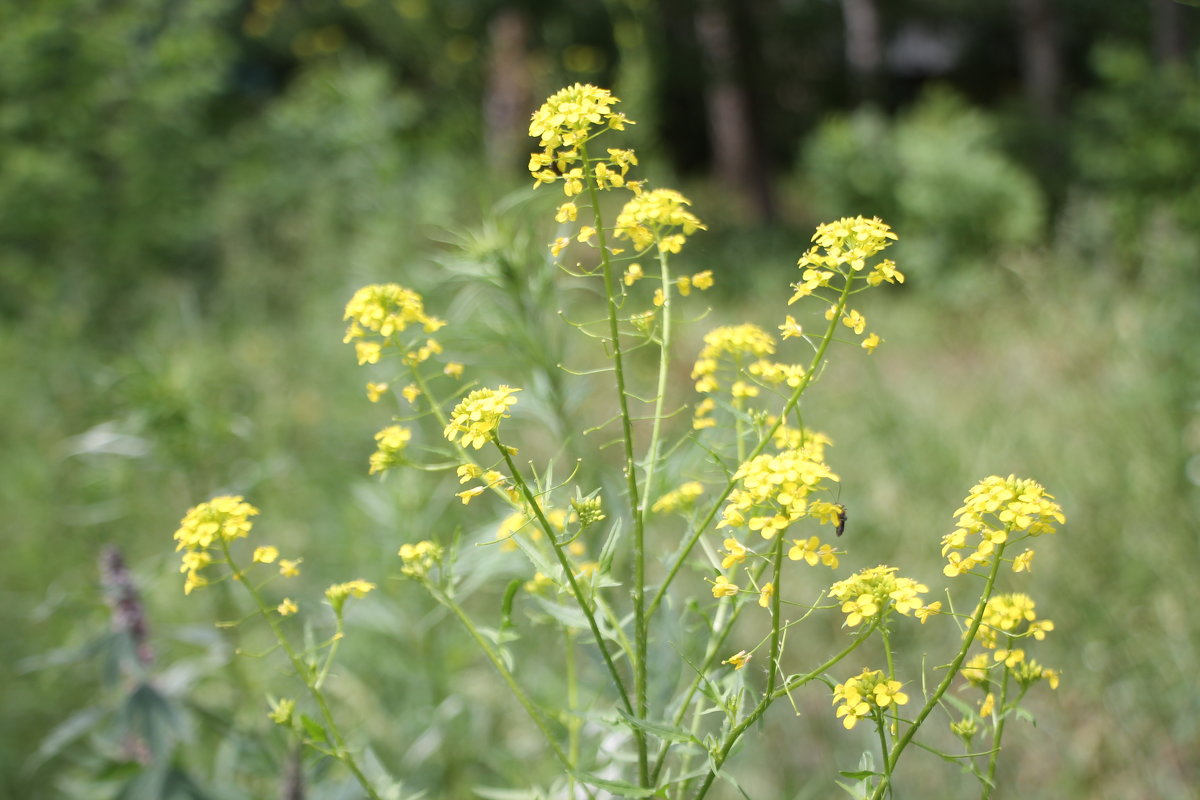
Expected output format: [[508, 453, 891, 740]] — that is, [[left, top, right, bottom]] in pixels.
[[171, 84, 1065, 799]]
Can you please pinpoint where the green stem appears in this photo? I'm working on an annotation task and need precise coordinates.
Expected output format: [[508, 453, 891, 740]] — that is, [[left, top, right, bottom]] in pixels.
[[498, 440, 635, 719], [580, 141, 651, 788], [649, 275, 857, 620], [692, 623, 875, 800], [982, 649, 1012, 799], [218, 541, 383, 800], [427, 583, 573, 772], [868, 545, 1008, 800]]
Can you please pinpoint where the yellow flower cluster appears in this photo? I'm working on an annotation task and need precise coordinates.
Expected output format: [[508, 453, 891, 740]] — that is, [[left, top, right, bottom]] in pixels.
[[443, 386, 521, 449], [717, 449, 839, 538], [942, 475, 1065, 577], [528, 84, 632, 195], [827, 565, 929, 627], [614, 188, 707, 253], [398, 540, 441, 578], [368, 425, 412, 475], [325, 579, 376, 614], [691, 324, 777, 395], [976, 592, 1055, 650], [174, 496, 261, 594], [961, 595, 1060, 694], [651, 481, 705, 514], [343, 284, 445, 363], [832, 668, 909, 730]]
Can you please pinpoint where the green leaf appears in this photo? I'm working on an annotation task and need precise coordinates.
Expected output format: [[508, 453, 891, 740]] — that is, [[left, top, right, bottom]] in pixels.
[[838, 769, 879, 780], [615, 708, 702, 746], [500, 578, 522, 630], [571, 772, 659, 797], [27, 706, 108, 770], [300, 714, 328, 744]]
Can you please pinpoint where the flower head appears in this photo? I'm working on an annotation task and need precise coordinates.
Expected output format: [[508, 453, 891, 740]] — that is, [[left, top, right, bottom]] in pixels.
[[343, 284, 445, 347], [369, 425, 412, 475], [828, 565, 929, 627], [325, 579, 376, 615], [718, 449, 839, 538], [399, 540, 442, 578], [832, 668, 909, 730], [443, 386, 521, 449], [174, 496, 260, 594], [942, 475, 1064, 577], [614, 189, 706, 253]]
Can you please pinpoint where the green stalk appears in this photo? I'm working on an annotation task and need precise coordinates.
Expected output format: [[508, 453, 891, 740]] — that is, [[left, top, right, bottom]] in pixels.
[[498, 439, 635, 718], [649, 273, 857, 620], [217, 540, 383, 800], [426, 583, 573, 772], [869, 544, 1009, 800], [692, 622, 875, 800], [981, 646, 1013, 799], [580, 139, 650, 787]]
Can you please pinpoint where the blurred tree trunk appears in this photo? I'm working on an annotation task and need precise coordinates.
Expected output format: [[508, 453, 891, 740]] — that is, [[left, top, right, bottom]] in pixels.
[[484, 7, 534, 172], [1150, 0, 1187, 65], [840, 0, 882, 104], [694, 0, 776, 223], [1012, 0, 1061, 119]]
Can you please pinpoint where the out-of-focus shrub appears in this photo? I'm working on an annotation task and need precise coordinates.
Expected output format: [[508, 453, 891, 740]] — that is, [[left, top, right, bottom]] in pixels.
[[1071, 45, 1200, 266], [802, 89, 1045, 283]]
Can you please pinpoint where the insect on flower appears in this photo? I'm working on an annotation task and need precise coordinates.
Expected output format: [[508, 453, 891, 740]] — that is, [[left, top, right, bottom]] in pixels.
[[834, 504, 847, 537]]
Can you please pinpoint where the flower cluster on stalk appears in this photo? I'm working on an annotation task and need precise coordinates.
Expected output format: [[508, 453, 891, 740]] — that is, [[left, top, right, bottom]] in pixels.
[[827, 565, 930, 628], [174, 496, 261, 594], [832, 668, 909, 730], [942, 475, 1065, 577], [343, 284, 445, 367], [443, 386, 521, 449]]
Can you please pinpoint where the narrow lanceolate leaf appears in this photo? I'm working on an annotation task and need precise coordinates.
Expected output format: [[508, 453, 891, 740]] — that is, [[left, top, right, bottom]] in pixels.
[[616, 708, 703, 746]]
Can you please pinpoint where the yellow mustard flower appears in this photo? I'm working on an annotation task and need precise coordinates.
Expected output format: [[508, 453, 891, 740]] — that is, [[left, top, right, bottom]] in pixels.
[[444, 386, 521, 449], [369, 425, 412, 475], [723, 650, 751, 670], [252, 545, 279, 564], [711, 575, 739, 598], [277, 598, 298, 616]]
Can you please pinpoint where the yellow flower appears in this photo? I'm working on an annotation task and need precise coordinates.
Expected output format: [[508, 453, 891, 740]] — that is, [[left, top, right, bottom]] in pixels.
[[369, 425, 412, 475], [366, 382, 389, 402], [723, 650, 751, 670], [252, 546, 279, 564], [325, 579, 376, 614], [787, 536, 839, 568], [720, 538, 748, 569], [711, 575, 739, 598], [398, 540, 442, 578], [355, 341, 382, 365], [828, 565, 928, 627], [979, 692, 995, 717], [279, 559, 302, 578], [943, 475, 1064, 576], [277, 598, 298, 616], [174, 496, 260, 594], [832, 668, 907, 730], [915, 601, 942, 623], [862, 333, 881, 353], [457, 487, 485, 505], [758, 582, 774, 608], [614, 189, 706, 253], [779, 315, 803, 340], [718, 448, 838, 535], [343, 284, 445, 343], [1012, 548, 1035, 573], [691, 270, 714, 290], [623, 263, 644, 285], [444, 386, 521, 449], [444, 362, 464, 379], [402, 384, 421, 404], [555, 202, 578, 223]]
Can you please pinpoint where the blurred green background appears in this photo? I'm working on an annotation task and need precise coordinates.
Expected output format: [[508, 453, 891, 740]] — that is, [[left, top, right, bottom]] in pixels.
[[3, 0, 1199, 797]]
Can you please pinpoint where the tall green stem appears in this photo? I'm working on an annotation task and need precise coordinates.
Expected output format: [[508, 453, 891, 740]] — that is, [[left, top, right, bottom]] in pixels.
[[580, 139, 650, 786], [868, 546, 1008, 800], [218, 541, 383, 800], [498, 440, 635, 719]]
